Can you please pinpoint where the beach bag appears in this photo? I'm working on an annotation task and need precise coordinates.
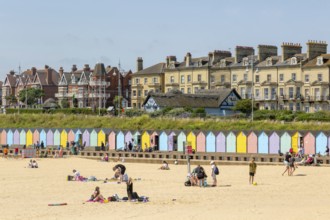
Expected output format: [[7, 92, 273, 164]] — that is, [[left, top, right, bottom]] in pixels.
[[132, 192, 139, 200], [184, 180, 191, 186], [88, 176, 97, 181], [108, 196, 117, 202], [67, 175, 74, 181], [214, 166, 219, 175]]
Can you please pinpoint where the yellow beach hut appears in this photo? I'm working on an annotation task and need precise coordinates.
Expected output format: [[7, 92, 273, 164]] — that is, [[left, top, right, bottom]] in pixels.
[[237, 131, 247, 153], [98, 129, 106, 146], [60, 129, 68, 148], [26, 129, 33, 147], [187, 131, 197, 152], [142, 131, 151, 150]]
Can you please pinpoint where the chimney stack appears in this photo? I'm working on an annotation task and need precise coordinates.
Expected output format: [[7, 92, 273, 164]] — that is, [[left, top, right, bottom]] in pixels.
[[136, 57, 143, 72], [208, 50, 231, 65], [9, 70, 15, 75], [306, 40, 327, 60], [72, 64, 77, 72], [281, 42, 302, 62], [258, 45, 277, 61], [185, 52, 192, 67], [59, 67, 64, 78], [83, 64, 90, 72], [235, 46, 254, 63], [166, 56, 177, 68], [31, 67, 37, 76]]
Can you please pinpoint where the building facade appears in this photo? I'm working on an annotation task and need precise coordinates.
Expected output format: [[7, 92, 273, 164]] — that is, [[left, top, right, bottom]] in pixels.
[[133, 40, 330, 113]]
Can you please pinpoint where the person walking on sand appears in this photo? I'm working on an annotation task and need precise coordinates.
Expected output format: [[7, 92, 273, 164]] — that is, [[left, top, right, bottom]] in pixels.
[[210, 161, 218, 187], [249, 157, 257, 184], [282, 152, 291, 176]]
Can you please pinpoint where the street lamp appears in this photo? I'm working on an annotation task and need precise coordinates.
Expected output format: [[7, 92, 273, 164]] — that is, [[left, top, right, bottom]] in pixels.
[[245, 57, 258, 122], [113, 66, 122, 117]]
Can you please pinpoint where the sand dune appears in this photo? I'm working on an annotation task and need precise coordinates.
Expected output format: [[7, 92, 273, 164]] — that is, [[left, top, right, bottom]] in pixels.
[[1, 157, 330, 220]]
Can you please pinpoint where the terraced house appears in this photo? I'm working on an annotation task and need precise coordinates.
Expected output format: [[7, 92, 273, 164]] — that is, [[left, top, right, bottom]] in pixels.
[[133, 40, 330, 113]]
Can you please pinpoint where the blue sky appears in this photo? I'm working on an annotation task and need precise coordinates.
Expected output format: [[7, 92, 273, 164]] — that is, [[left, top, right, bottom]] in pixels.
[[1, 0, 329, 79]]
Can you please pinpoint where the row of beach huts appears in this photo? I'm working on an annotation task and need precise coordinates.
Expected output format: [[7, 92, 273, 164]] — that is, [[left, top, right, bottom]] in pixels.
[[0, 128, 329, 155]]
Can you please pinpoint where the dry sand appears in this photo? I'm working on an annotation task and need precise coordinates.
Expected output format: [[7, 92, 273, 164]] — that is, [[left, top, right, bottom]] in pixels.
[[1, 157, 330, 220]]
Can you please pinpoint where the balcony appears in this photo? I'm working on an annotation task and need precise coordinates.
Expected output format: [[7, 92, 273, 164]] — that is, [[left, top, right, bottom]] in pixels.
[[89, 81, 110, 86], [192, 80, 207, 86], [131, 83, 143, 88], [148, 82, 161, 88], [165, 82, 179, 87], [88, 93, 111, 98]]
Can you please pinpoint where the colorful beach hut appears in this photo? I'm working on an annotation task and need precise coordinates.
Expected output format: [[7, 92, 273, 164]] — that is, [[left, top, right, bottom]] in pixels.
[[247, 131, 258, 153], [60, 129, 68, 148], [168, 131, 177, 151], [90, 129, 98, 147], [206, 131, 216, 152], [124, 131, 133, 146], [7, 129, 13, 146], [316, 131, 327, 155], [226, 131, 236, 153], [54, 129, 61, 146], [258, 131, 269, 154], [142, 131, 151, 150], [269, 131, 280, 154], [177, 131, 187, 152], [26, 129, 33, 147], [1, 129, 7, 145], [33, 129, 40, 146], [13, 129, 20, 145], [159, 131, 168, 151], [40, 129, 47, 146], [291, 131, 303, 153], [75, 129, 82, 144], [280, 131, 291, 153], [98, 129, 106, 147], [46, 129, 54, 146], [133, 131, 141, 147], [196, 131, 206, 152], [304, 131, 316, 155], [108, 131, 116, 150], [187, 131, 197, 152], [216, 132, 226, 153], [68, 129, 75, 143], [116, 131, 125, 150], [19, 129, 26, 145], [82, 129, 90, 147], [150, 131, 159, 149], [237, 131, 247, 153]]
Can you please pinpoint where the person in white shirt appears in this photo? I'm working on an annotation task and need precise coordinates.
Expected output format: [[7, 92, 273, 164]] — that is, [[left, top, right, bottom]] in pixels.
[[210, 161, 217, 187], [73, 169, 81, 181]]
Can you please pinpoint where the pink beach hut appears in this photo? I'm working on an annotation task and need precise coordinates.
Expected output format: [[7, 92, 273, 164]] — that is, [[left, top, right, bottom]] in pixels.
[[247, 131, 258, 153], [196, 131, 206, 152], [304, 131, 316, 155], [33, 129, 40, 145], [68, 129, 75, 143], [108, 131, 116, 150]]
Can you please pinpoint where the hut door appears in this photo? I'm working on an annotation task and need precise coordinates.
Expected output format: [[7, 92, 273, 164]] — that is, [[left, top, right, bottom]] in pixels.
[[78, 134, 82, 146], [154, 135, 159, 151], [173, 136, 178, 151], [137, 135, 141, 146]]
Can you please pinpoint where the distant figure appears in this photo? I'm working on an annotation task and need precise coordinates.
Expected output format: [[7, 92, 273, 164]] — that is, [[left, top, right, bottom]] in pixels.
[[210, 161, 218, 187], [127, 178, 133, 200], [282, 152, 291, 176], [66, 141, 70, 150], [128, 141, 133, 151], [89, 186, 104, 202], [3, 147, 8, 158], [249, 157, 257, 184], [113, 164, 126, 181], [73, 169, 81, 181], [325, 146, 329, 156], [40, 141, 44, 149], [101, 153, 109, 162], [159, 161, 170, 170], [101, 142, 105, 151]]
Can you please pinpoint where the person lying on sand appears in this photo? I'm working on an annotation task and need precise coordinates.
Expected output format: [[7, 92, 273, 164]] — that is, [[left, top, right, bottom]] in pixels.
[[159, 161, 170, 170]]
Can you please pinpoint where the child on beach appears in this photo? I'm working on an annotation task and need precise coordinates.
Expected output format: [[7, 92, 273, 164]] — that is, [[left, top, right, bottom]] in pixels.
[[159, 161, 169, 170], [89, 186, 104, 202], [101, 153, 109, 162], [249, 158, 257, 184]]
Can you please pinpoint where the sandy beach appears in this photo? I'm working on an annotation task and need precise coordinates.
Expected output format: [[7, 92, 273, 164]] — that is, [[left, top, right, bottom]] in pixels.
[[1, 157, 330, 220]]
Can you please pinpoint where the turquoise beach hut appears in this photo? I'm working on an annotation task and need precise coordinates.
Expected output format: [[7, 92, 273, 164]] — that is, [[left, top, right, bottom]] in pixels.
[[226, 131, 236, 153], [206, 131, 216, 152], [177, 131, 187, 152], [258, 131, 269, 154], [90, 129, 98, 147], [54, 129, 60, 146], [159, 131, 168, 151], [316, 131, 327, 155], [280, 131, 291, 153], [116, 131, 125, 150], [40, 129, 47, 146], [7, 129, 13, 146], [19, 129, 26, 145]]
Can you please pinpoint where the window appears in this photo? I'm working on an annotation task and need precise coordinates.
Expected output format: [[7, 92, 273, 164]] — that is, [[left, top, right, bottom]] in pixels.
[[289, 87, 294, 99], [137, 90, 141, 97], [305, 106, 309, 113], [305, 89, 310, 97], [240, 88, 246, 98], [291, 57, 297, 65], [153, 77, 158, 83], [317, 57, 323, 66], [197, 74, 202, 82], [133, 103, 137, 108], [318, 74, 322, 81], [315, 88, 320, 98], [255, 89, 260, 99], [144, 78, 148, 84], [155, 89, 159, 93], [291, 73, 296, 81], [264, 88, 269, 99], [187, 88, 191, 94], [279, 74, 284, 82], [296, 87, 301, 98], [187, 75, 191, 82], [232, 74, 237, 82], [181, 75, 185, 84], [180, 88, 184, 93], [144, 90, 148, 96], [133, 90, 136, 96], [271, 87, 276, 99], [267, 74, 271, 82], [315, 104, 320, 112], [135, 78, 140, 84], [210, 76, 215, 83], [243, 74, 248, 81], [221, 75, 225, 83], [255, 75, 259, 83], [138, 103, 141, 109], [271, 103, 276, 110], [201, 87, 205, 90], [289, 103, 294, 111], [305, 74, 309, 83], [128, 80, 131, 85], [194, 87, 199, 93], [296, 103, 300, 111], [170, 76, 174, 83]]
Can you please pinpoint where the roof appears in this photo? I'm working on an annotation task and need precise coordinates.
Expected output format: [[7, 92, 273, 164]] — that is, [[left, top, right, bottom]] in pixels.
[[143, 89, 240, 108], [5, 74, 19, 87], [303, 54, 330, 68], [93, 63, 106, 75], [133, 63, 165, 75]]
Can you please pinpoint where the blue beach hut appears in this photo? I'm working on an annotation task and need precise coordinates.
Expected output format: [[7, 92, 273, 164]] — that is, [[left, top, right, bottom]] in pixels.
[[206, 131, 216, 152]]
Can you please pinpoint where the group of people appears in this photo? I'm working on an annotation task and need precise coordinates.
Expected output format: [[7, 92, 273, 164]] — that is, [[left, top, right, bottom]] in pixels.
[[28, 159, 38, 168], [185, 161, 220, 187]]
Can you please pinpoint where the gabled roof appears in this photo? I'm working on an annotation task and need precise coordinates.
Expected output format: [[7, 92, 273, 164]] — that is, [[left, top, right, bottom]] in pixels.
[[93, 63, 106, 76], [143, 88, 241, 108], [133, 63, 165, 75], [4, 74, 19, 87], [303, 54, 330, 68]]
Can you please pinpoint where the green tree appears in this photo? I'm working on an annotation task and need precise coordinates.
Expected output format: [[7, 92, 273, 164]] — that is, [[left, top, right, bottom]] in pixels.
[[19, 88, 45, 106], [61, 99, 69, 108], [232, 99, 257, 115], [5, 95, 17, 105], [113, 96, 122, 114]]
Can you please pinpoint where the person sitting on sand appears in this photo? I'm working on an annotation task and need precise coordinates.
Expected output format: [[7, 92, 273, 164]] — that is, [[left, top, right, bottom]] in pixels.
[[101, 153, 109, 162], [3, 147, 8, 158], [28, 159, 34, 168], [89, 186, 104, 202], [32, 160, 38, 168], [159, 161, 170, 170], [193, 165, 207, 187], [73, 169, 81, 181]]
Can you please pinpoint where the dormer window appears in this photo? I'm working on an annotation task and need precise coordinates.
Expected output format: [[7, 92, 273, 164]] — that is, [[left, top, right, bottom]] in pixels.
[[317, 56, 323, 66], [71, 75, 76, 84], [220, 59, 226, 68], [266, 58, 272, 66], [243, 57, 249, 66], [291, 57, 297, 65]]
